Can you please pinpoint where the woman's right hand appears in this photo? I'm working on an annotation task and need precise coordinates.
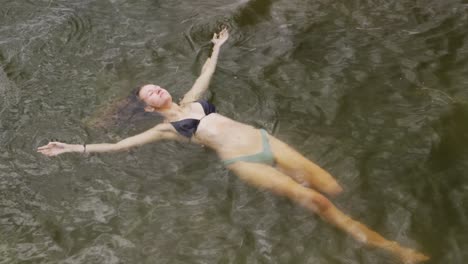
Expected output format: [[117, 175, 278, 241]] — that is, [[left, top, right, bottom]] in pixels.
[[211, 27, 229, 47], [37, 142, 74, 156]]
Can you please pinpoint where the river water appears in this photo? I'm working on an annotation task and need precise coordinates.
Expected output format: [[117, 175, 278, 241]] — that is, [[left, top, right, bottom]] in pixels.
[[1, 0, 468, 263]]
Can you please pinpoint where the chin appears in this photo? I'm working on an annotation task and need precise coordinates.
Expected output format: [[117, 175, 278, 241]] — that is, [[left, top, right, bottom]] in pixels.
[[164, 95, 173, 103], [160, 98, 172, 108]]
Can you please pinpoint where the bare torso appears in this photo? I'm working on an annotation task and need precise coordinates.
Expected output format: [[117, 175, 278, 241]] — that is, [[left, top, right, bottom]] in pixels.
[[165, 102, 264, 160]]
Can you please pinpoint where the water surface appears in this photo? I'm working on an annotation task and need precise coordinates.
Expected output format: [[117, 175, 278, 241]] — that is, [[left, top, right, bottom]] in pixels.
[[1, 0, 468, 263]]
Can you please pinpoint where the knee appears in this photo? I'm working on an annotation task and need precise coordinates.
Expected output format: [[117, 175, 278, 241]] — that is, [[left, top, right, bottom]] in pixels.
[[295, 191, 332, 213], [310, 194, 332, 213], [325, 182, 343, 197]]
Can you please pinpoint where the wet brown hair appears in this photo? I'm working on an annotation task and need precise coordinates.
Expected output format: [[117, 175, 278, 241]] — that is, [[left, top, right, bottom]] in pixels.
[[84, 85, 160, 129], [134, 85, 144, 100]]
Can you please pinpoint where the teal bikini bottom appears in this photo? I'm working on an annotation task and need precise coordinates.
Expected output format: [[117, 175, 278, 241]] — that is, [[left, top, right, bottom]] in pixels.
[[222, 129, 275, 166]]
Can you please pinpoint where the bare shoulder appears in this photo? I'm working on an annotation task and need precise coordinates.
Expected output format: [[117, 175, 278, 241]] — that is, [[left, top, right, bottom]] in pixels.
[[179, 100, 197, 109], [154, 122, 175, 132], [179, 96, 194, 106], [154, 123, 187, 142]]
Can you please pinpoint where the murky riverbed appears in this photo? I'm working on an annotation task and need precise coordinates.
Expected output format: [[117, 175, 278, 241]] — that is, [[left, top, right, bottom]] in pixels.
[[1, 0, 468, 263]]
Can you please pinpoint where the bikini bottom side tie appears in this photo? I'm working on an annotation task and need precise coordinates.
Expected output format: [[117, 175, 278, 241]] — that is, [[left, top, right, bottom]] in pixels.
[[222, 129, 275, 166]]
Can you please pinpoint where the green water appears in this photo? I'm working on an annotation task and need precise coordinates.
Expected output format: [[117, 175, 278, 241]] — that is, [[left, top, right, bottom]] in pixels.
[[1, 0, 468, 263]]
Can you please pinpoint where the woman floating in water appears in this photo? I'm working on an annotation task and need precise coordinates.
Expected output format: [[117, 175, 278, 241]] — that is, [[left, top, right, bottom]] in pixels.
[[38, 28, 428, 263]]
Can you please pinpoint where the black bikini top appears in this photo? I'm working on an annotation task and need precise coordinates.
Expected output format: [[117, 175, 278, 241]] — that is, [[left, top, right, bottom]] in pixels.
[[170, 100, 216, 138]]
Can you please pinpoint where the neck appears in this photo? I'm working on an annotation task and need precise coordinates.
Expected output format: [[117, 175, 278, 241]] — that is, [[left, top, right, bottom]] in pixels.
[[156, 102, 182, 120]]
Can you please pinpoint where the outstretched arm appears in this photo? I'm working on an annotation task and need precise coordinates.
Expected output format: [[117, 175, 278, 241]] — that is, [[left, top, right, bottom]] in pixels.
[[37, 123, 178, 156], [180, 27, 229, 105]]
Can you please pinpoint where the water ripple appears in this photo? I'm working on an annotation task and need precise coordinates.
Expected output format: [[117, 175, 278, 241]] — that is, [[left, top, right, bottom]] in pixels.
[[0, 65, 20, 119], [1, 0, 468, 263], [61, 11, 92, 46]]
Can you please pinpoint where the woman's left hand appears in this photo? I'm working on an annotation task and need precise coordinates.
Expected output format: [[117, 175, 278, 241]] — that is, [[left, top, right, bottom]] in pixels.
[[37, 141, 73, 156], [211, 27, 229, 47]]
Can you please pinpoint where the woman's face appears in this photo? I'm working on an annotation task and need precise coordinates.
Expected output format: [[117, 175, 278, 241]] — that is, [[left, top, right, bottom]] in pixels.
[[139, 84, 172, 109]]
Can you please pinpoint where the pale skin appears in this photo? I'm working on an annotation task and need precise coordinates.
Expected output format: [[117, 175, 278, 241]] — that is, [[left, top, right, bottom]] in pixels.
[[38, 28, 429, 263]]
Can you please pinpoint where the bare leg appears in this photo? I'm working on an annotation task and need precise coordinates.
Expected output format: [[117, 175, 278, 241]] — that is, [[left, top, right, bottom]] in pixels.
[[228, 162, 429, 263], [267, 134, 343, 196]]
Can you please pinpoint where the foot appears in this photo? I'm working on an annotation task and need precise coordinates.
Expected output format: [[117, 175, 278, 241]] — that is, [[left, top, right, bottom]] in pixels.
[[396, 247, 430, 264]]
